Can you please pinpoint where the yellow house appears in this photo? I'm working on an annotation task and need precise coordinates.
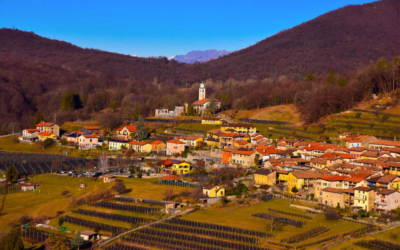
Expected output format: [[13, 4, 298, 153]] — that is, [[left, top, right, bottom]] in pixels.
[[179, 136, 204, 148], [254, 169, 276, 186], [203, 185, 225, 198], [38, 132, 57, 141], [201, 117, 224, 125], [277, 170, 290, 184], [129, 141, 152, 153], [207, 129, 221, 139], [287, 171, 321, 194], [108, 139, 130, 151], [354, 186, 375, 211], [205, 138, 219, 147], [221, 123, 256, 135], [160, 159, 191, 175]]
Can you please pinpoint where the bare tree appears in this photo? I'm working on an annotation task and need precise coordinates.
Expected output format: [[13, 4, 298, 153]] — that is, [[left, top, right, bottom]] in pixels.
[[267, 216, 282, 232], [98, 152, 109, 174], [162, 189, 174, 200]]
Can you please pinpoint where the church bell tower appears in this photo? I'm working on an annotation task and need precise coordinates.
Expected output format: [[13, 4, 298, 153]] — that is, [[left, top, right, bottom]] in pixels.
[[199, 82, 206, 100]]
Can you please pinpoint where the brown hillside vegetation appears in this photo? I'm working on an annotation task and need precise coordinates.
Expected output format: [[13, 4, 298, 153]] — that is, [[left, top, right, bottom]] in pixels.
[[1, 0, 400, 131]]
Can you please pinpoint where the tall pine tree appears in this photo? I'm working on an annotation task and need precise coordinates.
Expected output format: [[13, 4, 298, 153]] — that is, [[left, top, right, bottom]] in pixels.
[[1, 229, 24, 250], [34, 110, 44, 125], [134, 116, 148, 141], [6, 165, 18, 183]]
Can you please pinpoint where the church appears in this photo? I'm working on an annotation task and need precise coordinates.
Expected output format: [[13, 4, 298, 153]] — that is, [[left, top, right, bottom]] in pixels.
[[155, 82, 221, 118], [192, 82, 222, 114]]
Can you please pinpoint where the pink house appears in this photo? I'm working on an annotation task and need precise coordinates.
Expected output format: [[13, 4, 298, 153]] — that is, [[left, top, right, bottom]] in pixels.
[[78, 134, 99, 150], [166, 139, 186, 155]]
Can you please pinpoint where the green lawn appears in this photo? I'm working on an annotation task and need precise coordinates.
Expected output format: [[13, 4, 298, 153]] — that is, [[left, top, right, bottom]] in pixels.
[[176, 123, 221, 132]]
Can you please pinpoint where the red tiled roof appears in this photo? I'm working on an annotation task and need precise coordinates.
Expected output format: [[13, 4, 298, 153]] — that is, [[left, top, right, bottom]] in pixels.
[[125, 125, 137, 132], [160, 158, 184, 166], [321, 175, 348, 181], [232, 149, 256, 156], [323, 187, 345, 194], [38, 132, 53, 136], [159, 175, 183, 181], [291, 171, 322, 179], [25, 129, 39, 133], [377, 175, 398, 184], [354, 186, 373, 192], [82, 134, 98, 138], [167, 139, 185, 144], [84, 126, 100, 130], [219, 133, 244, 138], [370, 140, 400, 147], [36, 121, 55, 127], [193, 98, 221, 106], [152, 140, 164, 145], [129, 141, 149, 146]]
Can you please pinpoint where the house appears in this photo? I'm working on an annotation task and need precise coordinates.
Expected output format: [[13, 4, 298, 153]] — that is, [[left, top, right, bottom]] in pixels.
[[321, 187, 354, 209], [342, 173, 371, 189], [65, 133, 81, 145], [287, 171, 322, 194], [231, 149, 257, 167], [155, 107, 184, 118], [36, 121, 60, 137], [203, 185, 225, 198], [108, 139, 130, 151], [221, 123, 256, 135], [192, 82, 222, 114], [201, 117, 225, 125], [276, 170, 290, 185], [78, 134, 99, 150], [103, 174, 116, 183], [374, 188, 400, 214], [116, 125, 137, 140], [222, 147, 234, 165], [80, 126, 102, 135], [207, 129, 222, 139], [349, 147, 367, 159], [354, 186, 375, 212], [166, 139, 186, 155], [21, 184, 35, 191], [257, 147, 285, 161], [369, 140, 400, 150], [129, 141, 152, 153], [19, 129, 39, 142], [254, 169, 276, 186], [234, 140, 252, 149], [219, 133, 245, 148], [179, 136, 203, 148], [151, 140, 166, 153], [376, 175, 400, 189], [314, 175, 348, 199], [205, 138, 219, 147], [159, 159, 191, 175], [277, 139, 299, 149], [80, 231, 99, 241], [38, 132, 57, 141]]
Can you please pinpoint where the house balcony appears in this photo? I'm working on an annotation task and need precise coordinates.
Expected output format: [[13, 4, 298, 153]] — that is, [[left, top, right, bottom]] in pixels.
[[374, 199, 387, 206], [354, 196, 366, 201], [345, 199, 354, 205]]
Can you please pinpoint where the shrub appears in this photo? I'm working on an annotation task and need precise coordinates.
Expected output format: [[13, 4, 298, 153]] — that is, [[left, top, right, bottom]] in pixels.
[[18, 215, 32, 225], [162, 189, 174, 200], [60, 190, 70, 196], [58, 216, 64, 227], [352, 214, 358, 220], [324, 209, 339, 220], [137, 173, 142, 178], [111, 183, 126, 194]]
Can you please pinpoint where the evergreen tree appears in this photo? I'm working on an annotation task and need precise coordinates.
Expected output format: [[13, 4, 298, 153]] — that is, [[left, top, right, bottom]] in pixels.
[[303, 72, 315, 81], [207, 97, 216, 116], [48, 231, 69, 250], [60, 92, 82, 111], [291, 186, 299, 195], [70, 232, 84, 250], [183, 105, 186, 116], [6, 165, 18, 183], [326, 69, 337, 84], [0, 229, 24, 250], [34, 110, 44, 125], [134, 116, 147, 141]]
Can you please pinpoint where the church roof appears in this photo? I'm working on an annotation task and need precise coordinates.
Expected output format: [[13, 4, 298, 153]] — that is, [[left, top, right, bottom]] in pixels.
[[193, 98, 221, 106]]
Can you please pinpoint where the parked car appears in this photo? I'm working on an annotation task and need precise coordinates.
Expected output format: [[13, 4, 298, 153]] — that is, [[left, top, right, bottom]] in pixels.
[[128, 175, 134, 178], [67, 174, 72, 177]]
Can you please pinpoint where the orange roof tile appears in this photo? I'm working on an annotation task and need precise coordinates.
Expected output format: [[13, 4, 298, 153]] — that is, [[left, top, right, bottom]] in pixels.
[[38, 132, 53, 136], [36, 122, 55, 127], [152, 140, 164, 145], [167, 139, 185, 144]]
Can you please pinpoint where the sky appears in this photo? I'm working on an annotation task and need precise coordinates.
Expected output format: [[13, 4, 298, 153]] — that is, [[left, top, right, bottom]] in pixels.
[[0, 0, 377, 58]]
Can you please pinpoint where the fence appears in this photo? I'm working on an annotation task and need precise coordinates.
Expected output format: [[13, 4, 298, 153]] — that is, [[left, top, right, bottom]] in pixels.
[[352, 109, 400, 119], [0, 185, 22, 194], [268, 208, 313, 220], [239, 118, 288, 125], [152, 180, 200, 188]]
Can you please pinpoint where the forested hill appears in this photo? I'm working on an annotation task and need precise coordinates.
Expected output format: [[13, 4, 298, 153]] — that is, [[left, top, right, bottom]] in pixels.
[[1, 0, 400, 83], [201, 0, 400, 79]]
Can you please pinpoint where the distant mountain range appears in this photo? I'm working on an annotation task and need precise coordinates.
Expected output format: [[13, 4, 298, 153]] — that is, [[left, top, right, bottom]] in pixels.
[[171, 49, 232, 63]]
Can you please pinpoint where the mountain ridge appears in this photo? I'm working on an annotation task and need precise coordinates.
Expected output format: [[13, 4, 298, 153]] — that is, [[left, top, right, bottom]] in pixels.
[[172, 49, 232, 63]]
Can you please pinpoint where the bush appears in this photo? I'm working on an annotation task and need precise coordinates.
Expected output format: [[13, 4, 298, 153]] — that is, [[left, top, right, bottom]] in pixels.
[[60, 190, 70, 196], [137, 173, 142, 178], [324, 209, 339, 220], [352, 214, 358, 220], [111, 183, 126, 194], [18, 215, 32, 224]]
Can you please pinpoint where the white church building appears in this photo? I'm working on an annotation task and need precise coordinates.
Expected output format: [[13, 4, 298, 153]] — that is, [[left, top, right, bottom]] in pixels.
[[155, 82, 221, 118]]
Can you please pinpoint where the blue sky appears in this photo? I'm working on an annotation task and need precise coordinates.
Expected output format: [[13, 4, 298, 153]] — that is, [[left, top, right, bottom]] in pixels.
[[0, 0, 376, 57]]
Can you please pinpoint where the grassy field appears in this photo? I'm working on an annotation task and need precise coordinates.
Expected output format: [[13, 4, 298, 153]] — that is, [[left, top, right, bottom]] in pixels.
[[176, 123, 221, 132], [0, 136, 110, 157], [0, 175, 112, 230], [0, 175, 188, 230], [183, 199, 363, 249]]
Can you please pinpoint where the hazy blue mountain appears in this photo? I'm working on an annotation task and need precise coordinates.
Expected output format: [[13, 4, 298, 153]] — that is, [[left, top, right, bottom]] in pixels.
[[172, 49, 232, 63]]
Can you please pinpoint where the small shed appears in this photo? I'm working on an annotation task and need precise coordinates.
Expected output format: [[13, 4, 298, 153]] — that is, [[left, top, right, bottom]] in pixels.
[[21, 184, 35, 191], [103, 174, 116, 183], [80, 230, 98, 241]]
